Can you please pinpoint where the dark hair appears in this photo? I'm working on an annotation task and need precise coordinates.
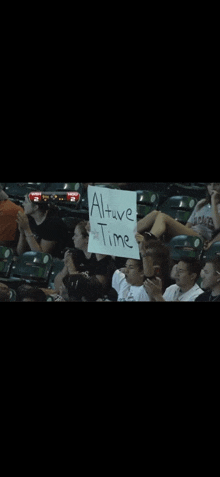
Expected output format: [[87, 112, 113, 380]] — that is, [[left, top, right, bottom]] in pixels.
[[178, 257, 202, 281], [144, 239, 172, 292], [206, 256, 220, 274], [0, 284, 10, 302], [27, 193, 59, 217], [63, 274, 102, 302], [36, 201, 59, 217], [76, 221, 89, 239], [17, 285, 47, 302], [129, 258, 144, 271], [16, 284, 33, 301]]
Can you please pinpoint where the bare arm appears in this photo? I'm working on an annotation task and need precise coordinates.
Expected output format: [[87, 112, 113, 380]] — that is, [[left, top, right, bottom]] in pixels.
[[211, 191, 220, 229], [54, 263, 69, 293], [17, 229, 57, 255], [137, 210, 159, 234], [16, 230, 30, 255], [144, 277, 166, 302], [16, 211, 57, 255], [63, 251, 109, 289]]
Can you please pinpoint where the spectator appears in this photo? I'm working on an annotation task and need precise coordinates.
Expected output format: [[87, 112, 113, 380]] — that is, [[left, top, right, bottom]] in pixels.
[[16, 194, 69, 258], [195, 257, 220, 302], [144, 258, 203, 302], [0, 183, 23, 248], [112, 258, 150, 301], [16, 286, 47, 302], [16, 284, 48, 302], [16, 284, 33, 302], [0, 283, 10, 302], [54, 221, 116, 297], [63, 274, 103, 302], [137, 183, 220, 246], [136, 234, 172, 293]]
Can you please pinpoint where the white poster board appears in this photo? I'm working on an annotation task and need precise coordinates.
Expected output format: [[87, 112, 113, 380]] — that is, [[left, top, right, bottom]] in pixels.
[[88, 186, 140, 259]]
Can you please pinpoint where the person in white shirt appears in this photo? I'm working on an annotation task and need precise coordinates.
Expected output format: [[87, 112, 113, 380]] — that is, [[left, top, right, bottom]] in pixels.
[[144, 258, 203, 302], [112, 258, 150, 302]]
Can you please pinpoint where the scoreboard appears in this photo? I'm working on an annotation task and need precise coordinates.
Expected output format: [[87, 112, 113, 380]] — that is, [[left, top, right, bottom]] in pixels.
[[29, 191, 80, 203]]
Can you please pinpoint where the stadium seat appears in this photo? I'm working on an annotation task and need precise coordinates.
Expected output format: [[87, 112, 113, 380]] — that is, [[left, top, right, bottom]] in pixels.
[[58, 206, 89, 221], [4, 183, 42, 200], [0, 246, 14, 278], [202, 241, 220, 262], [95, 184, 120, 189], [9, 251, 53, 287], [62, 217, 79, 230], [61, 217, 79, 248], [169, 183, 206, 197], [44, 183, 76, 192], [160, 196, 198, 224], [136, 190, 160, 218], [168, 235, 204, 260], [9, 288, 17, 302]]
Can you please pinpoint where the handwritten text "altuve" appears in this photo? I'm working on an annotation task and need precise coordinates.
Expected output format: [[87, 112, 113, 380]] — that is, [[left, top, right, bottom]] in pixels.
[[90, 192, 135, 222]]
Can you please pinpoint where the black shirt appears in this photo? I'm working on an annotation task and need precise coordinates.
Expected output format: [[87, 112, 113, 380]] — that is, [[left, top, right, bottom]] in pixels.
[[195, 291, 220, 302], [28, 215, 68, 258], [72, 249, 116, 277]]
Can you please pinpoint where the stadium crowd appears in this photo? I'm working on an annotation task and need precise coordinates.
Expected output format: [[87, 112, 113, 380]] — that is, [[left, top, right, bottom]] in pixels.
[[0, 182, 220, 302]]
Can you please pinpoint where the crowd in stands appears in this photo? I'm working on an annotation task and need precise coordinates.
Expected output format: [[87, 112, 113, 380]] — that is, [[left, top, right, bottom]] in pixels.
[[0, 182, 220, 302]]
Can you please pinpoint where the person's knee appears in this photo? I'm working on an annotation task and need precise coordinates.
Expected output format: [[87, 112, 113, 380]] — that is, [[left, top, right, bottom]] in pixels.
[[158, 212, 167, 222], [154, 211, 165, 221], [153, 210, 160, 218]]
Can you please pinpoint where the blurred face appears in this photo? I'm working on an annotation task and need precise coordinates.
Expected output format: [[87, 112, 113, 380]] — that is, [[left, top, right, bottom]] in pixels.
[[170, 263, 178, 280], [207, 183, 220, 197], [0, 283, 10, 302], [175, 261, 195, 289], [22, 194, 37, 215], [201, 262, 219, 290], [124, 259, 144, 286], [72, 225, 88, 250]]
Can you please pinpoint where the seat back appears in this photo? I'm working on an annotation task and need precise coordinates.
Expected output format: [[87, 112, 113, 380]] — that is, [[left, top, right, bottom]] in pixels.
[[161, 196, 197, 223], [136, 190, 160, 218], [95, 184, 120, 189], [169, 235, 204, 260], [4, 183, 42, 200], [9, 288, 17, 302], [10, 252, 53, 285], [0, 247, 14, 278], [202, 241, 220, 262]]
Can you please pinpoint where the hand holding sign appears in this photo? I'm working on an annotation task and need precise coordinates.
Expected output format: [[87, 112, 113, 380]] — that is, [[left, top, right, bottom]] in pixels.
[[88, 186, 140, 259]]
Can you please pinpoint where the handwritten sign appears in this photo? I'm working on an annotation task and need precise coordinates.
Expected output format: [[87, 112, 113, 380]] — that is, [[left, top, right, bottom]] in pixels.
[[88, 185, 140, 259]]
